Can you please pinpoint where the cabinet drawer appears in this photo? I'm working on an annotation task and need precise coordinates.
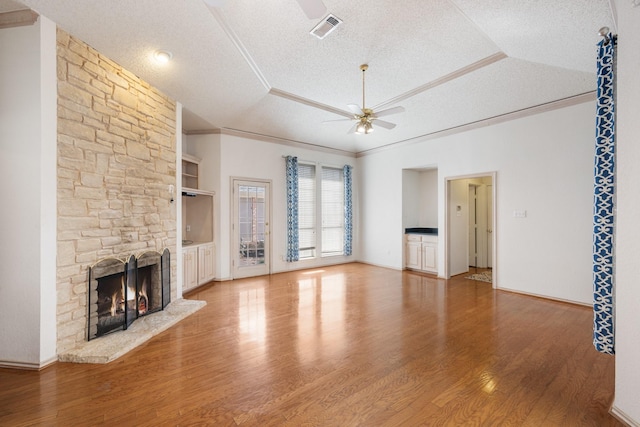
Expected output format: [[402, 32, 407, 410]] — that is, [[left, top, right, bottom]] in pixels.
[[421, 234, 438, 243], [406, 233, 438, 243]]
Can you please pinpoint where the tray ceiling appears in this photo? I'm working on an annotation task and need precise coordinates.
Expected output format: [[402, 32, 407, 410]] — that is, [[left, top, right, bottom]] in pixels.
[[9, 0, 615, 154]]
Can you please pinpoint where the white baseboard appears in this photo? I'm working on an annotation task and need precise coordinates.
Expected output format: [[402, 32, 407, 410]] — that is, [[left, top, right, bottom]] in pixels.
[[611, 405, 640, 427], [0, 356, 57, 370]]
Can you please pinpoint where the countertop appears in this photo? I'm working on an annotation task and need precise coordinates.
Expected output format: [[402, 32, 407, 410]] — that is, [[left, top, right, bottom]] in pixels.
[[405, 227, 438, 235]]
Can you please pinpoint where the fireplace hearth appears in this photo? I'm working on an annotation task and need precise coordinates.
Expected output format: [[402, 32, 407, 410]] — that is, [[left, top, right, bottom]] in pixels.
[[88, 249, 170, 341]]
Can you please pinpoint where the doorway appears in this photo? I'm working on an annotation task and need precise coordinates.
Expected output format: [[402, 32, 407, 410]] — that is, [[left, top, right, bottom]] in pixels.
[[468, 183, 491, 269], [232, 179, 271, 279], [446, 174, 495, 285]]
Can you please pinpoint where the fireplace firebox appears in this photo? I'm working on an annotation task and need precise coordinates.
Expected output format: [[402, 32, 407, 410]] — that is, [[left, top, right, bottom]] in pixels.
[[88, 249, 171, 341]]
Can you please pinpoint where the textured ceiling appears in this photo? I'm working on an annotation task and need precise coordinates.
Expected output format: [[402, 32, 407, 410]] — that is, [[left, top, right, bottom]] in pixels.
[[8, 0, 615, 154]]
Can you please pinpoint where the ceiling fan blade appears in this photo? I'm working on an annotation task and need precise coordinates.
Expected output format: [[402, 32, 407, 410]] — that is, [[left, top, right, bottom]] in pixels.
[[347, 122, 358, 134], [374, 106, 405, 118], [347, 104, 364, 115], [322, 118, 353, 124], [373, 119, 396, 130], [296, 0, 327, 19]]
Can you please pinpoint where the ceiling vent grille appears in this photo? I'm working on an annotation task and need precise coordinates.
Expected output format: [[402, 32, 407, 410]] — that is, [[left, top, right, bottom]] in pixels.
[[310, 14, 342, 39]]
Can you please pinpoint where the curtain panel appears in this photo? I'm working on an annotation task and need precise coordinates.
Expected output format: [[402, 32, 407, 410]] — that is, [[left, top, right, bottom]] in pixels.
[[344, 165, 353, 256], [286, 156, 299, 262], [592, 33, 616, 355]]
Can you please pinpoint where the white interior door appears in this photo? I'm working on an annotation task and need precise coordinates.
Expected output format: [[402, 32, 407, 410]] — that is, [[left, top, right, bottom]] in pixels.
[[232, 179, 270, 279], [469, 185, 477, 267], [448, 179, 470, 276], [487, 184, 493, 268]]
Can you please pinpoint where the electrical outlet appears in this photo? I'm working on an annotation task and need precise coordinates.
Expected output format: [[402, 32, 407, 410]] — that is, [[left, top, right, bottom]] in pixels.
[[513, 210, 527, 218], [186, 225, 191, 232]]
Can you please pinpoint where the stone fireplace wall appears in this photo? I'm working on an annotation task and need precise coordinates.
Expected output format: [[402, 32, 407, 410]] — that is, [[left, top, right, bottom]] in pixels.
[[56, 29, 177, 353]]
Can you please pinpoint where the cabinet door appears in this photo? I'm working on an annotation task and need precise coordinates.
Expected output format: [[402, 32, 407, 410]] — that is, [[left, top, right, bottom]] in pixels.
[[422, 243, 437, 272], [406, 242, 422, 270], [198, 244, 215, 284], [183, 248, 197, 291]]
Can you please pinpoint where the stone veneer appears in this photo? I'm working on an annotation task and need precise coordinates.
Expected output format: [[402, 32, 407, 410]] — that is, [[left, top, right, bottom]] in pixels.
[[56, 29, 177, 354]]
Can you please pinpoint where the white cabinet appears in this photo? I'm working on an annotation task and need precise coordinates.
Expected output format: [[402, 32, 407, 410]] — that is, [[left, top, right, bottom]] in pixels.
[[183, 243, 215, 293], [406, 240, 422, 270], [405, 234, 438, 274], [183, 246, 198, 291], [422, 240, 437, 272], [198, 243, 215, 285]]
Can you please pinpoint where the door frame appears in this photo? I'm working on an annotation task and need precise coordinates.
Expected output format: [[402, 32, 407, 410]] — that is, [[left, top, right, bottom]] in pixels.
[[444, 172, 497, 288], [230, 177, 272, 279]]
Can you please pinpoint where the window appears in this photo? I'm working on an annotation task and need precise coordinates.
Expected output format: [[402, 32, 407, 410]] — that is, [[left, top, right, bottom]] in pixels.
[[321, 167, 344, 256], [296, 163, 345, 259], [298, 163, 316, 259]]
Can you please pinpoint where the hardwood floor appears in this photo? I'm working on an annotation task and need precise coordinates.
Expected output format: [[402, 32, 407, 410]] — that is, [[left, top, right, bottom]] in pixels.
[[0, 263, 621, 426]]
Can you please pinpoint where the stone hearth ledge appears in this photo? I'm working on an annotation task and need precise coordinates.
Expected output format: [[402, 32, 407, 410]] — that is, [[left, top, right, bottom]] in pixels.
[[58, 299, 206, 364]]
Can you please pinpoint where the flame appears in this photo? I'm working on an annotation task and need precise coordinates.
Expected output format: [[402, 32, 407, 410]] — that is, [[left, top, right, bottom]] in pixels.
[[138, 277, 149, 315], [110, 276, 126, 316]]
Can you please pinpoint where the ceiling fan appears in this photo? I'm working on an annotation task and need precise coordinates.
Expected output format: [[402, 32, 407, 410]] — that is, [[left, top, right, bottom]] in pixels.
[[324, 64, 405, 135]]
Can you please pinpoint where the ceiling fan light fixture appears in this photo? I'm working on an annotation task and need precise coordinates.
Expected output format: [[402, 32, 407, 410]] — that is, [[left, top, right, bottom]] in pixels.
[[355, 120, 373, 135]]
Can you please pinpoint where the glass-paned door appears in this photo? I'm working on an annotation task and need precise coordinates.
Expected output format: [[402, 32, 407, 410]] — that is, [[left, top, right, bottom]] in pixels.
[[233, 179, 270, 278]]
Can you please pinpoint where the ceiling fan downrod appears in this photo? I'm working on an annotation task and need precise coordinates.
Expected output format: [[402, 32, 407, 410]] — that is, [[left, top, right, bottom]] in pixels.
[[360, 64, 368, 111]]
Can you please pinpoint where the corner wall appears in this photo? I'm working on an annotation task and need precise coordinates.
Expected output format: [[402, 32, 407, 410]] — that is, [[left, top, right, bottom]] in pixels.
[[358, 101, 595, 304], [0, 16, 57, 368], [55, 29, 177, 354], [612, 0, 640, 423], [185, 133, 357, 280]]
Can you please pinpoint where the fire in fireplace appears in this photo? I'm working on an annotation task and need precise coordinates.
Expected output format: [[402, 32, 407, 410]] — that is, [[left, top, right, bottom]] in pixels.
[[88, 249, 170, 341]]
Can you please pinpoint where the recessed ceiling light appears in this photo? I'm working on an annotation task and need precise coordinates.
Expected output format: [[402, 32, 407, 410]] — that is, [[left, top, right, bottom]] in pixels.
[[153, 50, 172, 64]]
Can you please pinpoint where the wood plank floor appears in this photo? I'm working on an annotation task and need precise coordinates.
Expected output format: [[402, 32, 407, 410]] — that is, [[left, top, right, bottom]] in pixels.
[[0, 263, 622, 426]]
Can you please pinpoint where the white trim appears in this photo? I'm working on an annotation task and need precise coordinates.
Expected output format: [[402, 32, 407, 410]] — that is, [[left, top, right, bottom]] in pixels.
[[358, 92, 596, 157], [0, 9, 39, 29], [607, 0, 618, 34], [372, 52, 508, 112], [269, 88, 353, 118], [444, 172, 497, 286], [220, 128, 356, 157], [610, 405, 640, 427], [0, 356, 57, 370], [230, 177, 273, 279], [205, 6, 271, 91]]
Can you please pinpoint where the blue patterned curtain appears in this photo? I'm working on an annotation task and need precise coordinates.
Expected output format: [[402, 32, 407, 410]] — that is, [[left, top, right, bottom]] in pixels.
[[343, 165, 353, 256], [286, 156, 299, 262], [593, 32, 616, 355]]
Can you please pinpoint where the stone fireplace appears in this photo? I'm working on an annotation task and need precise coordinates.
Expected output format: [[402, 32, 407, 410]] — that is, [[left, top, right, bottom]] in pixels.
[[56, 29, 178, 354], [88, 250, 170, 341]]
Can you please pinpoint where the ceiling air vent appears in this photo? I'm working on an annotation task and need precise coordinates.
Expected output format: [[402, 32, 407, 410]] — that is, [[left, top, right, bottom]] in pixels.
[[310, 14, 342, 40]]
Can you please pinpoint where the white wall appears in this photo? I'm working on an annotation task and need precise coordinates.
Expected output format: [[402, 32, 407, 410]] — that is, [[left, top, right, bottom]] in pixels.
[[358, 101, 595, 304], [185, 133, 357, 280], [0, 17, 57, 368], [402, 168, 438, 230], [402, 170, 420, 228], [612, 0, 640, 423], [419, 169, 438, 227]]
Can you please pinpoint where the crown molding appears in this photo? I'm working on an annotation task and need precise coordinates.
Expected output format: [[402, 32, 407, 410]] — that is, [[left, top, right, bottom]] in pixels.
[[372, 52, 508, 112], [269, 88, 353, 118], [357, 91, 596, 157], [0, 9, 38, 29], [220, 128, 356, 157]]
